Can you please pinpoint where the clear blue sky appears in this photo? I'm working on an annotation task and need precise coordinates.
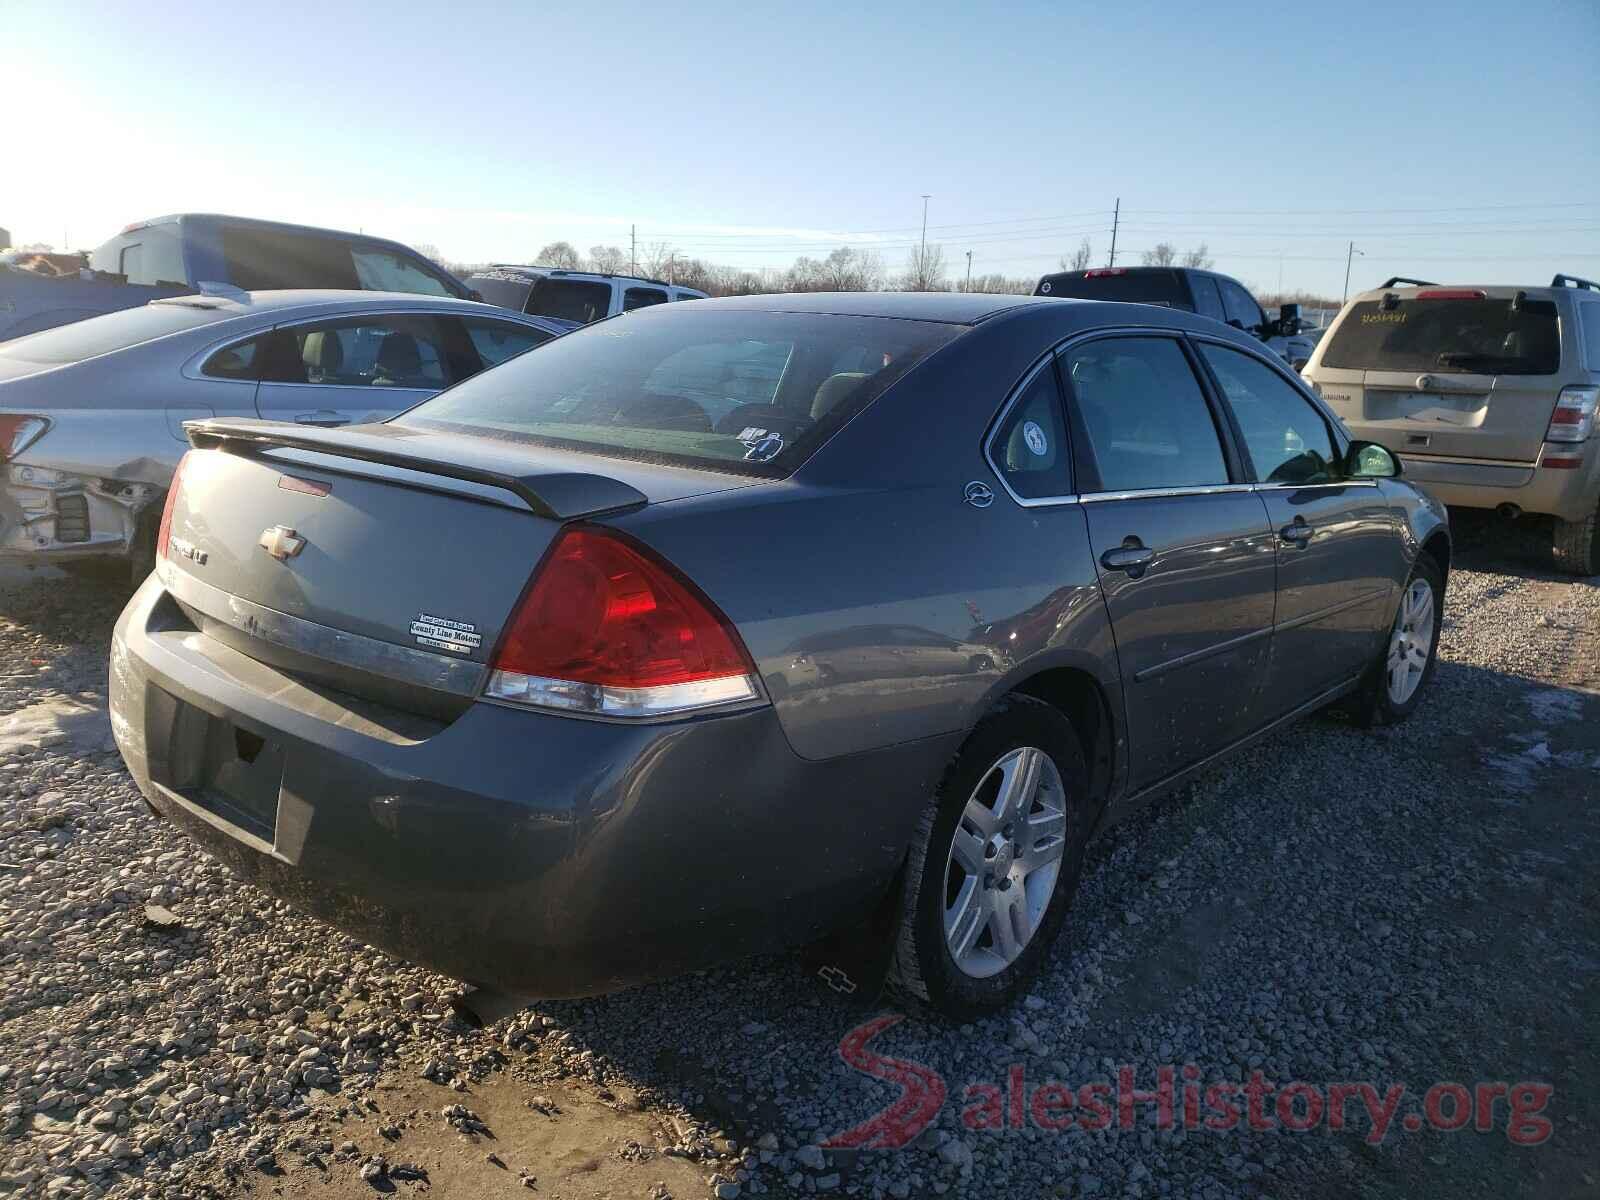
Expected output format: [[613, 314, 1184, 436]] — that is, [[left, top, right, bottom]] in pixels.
[[6, 0, 1598, 297]]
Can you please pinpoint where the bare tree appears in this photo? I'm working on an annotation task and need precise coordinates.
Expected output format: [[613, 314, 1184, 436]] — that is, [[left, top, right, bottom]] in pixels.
[[588, 245, 628, 274], [1061, 239, 1093, 271], [902, 243, 948, 291], [961, 273, 1035, 295], [536, 241, 580, 269], [787, 246, 884, 292], [1180, 243, 1214, 270], [1142, 242, 1178, 267]]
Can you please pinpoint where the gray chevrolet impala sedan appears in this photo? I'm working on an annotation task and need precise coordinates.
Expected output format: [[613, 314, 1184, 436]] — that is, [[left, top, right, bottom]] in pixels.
[[109, 292, 1449, 1018]]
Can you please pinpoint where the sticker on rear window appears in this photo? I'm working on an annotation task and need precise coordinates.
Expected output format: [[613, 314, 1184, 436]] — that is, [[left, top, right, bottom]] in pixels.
[[1022, 421, 1048, 457], [411, 612, 482, 655]]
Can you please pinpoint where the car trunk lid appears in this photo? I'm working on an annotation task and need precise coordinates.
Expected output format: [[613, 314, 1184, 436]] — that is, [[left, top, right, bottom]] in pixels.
[[161, 418, 755, 716]]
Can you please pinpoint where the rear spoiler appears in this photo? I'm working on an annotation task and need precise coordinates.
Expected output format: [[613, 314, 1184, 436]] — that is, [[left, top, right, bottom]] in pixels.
[[1379, 276, 1436, 289], [183, 417, 648, 521]]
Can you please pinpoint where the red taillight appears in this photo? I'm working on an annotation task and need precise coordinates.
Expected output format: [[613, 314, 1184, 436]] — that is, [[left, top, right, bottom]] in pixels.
[[486, 527, 759, 717], [1415, 289, 1487, 301], [155, 452, 191, 561], [1545, 386, 1598, 444], [0, 414, 50, 462], [1083, 268, 1127, 277]]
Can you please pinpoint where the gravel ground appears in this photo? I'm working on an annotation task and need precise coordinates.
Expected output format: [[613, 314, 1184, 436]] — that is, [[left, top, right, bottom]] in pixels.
[[0, 529, 1596, 1200]]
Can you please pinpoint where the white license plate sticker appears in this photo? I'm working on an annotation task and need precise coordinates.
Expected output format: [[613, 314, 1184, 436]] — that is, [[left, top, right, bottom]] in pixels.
[[411, 613, 482, 655]]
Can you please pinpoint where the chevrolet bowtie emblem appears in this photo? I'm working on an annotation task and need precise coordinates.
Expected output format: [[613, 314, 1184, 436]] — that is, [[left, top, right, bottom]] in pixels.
[[258, 526, 306, 561]]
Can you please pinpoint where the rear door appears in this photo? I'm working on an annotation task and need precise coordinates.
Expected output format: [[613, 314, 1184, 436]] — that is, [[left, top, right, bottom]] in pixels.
[[1316, 292, 1561, 463], [1195, 340, 1399, 710], [255, 313, 457, 428], [1061, 334, 1277, 790]]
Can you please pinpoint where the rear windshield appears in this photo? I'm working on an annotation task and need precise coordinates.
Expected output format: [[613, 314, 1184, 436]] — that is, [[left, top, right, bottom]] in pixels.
[[398, 307, 965, 476], [1322, 297, 1560, 375], [1036, 270, 1186, 307], [0, 302, 230, 365], [466, 273, 535, 310], [526, 278, 613, 324]]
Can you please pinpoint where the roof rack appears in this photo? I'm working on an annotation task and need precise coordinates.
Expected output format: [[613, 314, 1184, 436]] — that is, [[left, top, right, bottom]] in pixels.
[[1379, 276, 1436, 289], [1551, 273, 1600, 293]]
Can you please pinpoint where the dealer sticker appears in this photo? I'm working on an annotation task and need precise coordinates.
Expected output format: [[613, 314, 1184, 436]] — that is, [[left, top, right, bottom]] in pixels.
[[410, 612, 482, 655]]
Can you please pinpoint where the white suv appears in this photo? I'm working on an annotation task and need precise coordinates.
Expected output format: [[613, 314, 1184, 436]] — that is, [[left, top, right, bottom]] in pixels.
[[465, 266, 707, 325]]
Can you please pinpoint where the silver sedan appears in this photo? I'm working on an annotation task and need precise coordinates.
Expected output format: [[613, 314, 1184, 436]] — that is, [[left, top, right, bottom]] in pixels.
[[0, 290, 566, 581]]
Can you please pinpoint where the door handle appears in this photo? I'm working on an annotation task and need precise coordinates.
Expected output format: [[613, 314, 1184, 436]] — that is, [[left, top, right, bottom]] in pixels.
[[1100, 541, 1156, 579], [1279, 518, 1313, 547], [294, 411, 349, 427]]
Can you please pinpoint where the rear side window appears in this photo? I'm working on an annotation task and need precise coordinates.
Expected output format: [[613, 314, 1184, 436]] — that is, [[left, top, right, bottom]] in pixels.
[[202, 336, 265, 380], [1199, 344, 1339, 485], [400, 307, 964, 476], [223, 227, 360, 290], [463, 318, 552, 369], [1189, 276, 1225, 321], [1322, 297, 1560, 375], [526, 278, 612, 323], [624, 287, 670, 312], [0, 302, 230, 365], [988, 364, 1071, 499], [1580, 302, 1600, 371], [268, 315, 449, 388], [1062, 336, 1229, 492], [118, 227, 187, 286]]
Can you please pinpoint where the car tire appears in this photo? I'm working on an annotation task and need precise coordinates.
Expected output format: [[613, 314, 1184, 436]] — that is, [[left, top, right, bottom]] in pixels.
[[1348, 553, 1444, 727], [887, 695, 1091, 1019], [1552, 498, 1599, 576]]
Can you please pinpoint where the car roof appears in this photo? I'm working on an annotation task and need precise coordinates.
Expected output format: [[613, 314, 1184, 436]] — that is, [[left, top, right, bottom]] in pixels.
[[148, 289, 554, 320], [119, 213, 418, 250], [471, 265, 703, 291], [671, 291, 1056, 324], [1350, 282, 1581, 303]]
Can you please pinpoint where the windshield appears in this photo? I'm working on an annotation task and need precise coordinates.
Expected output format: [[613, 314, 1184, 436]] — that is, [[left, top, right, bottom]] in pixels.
[[1037, 270, 1186, 307], [0, 302, 231, 365], [398, 306, 965, 476], [1323, 297, 1560, 375], [525, 278, 613, 324]]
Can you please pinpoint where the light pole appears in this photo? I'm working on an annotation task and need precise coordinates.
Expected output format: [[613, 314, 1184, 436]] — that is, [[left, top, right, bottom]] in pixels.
[[920, 194, 930, 263], [1342, 242, 1364, 305], [965, 250, 973, 291]]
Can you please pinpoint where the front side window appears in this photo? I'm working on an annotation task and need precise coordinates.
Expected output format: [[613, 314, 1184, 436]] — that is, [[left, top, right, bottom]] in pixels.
[[269, 315, 449, 388], [1321, 296, 1560, 375], [624, 287, 670, 312], [463, 318, 552, 369], [400, 307, 964, 476], [1061, 336, 1229, 492], [1199, 343, 1339, 485], [988, 364, 1071, 499], [525, 278, 613, 324], [352, 248, 455, 297], [1219, 280, 1263, 331]]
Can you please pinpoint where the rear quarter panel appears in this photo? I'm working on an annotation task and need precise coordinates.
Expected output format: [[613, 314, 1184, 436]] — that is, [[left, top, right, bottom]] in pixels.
[[612, 307, 1124, 764]]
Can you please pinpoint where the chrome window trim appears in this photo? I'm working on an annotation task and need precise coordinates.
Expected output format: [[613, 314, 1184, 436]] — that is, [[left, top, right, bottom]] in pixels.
[[981, 354, 1080, 509], [1080, 483, 1255, 504], [157, 560, 487, 697]]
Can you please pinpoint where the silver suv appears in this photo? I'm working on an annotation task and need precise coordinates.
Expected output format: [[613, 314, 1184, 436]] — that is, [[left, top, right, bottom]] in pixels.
[[1302, 275, 1600, 573], [465, 266, 707, 325]]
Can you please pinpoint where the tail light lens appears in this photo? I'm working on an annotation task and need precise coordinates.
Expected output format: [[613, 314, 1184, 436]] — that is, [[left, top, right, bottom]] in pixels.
[[486, 527, 760, 718], [1545, 386, 1598, 444], [0, 415, 50, 462], [155, 452, 191, 562]]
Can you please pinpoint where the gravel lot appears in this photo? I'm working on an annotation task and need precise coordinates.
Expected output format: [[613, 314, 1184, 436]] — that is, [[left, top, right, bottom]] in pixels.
[[1, 525, 1596, 1200]]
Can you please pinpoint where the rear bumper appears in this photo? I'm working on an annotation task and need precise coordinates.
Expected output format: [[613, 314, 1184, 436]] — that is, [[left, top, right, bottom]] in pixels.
[[1395, 446, 1600, 521], [109, 575, 953, 997]]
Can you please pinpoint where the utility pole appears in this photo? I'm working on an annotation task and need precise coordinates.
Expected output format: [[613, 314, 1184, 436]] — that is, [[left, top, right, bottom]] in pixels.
[[1342, 241, 1363, 304], [667, 252, 675, 285], [919, 195, 930, 263], [630, 224, 637, 276], [965, 250, 973, 291], [1107, 198, 1120, 267]]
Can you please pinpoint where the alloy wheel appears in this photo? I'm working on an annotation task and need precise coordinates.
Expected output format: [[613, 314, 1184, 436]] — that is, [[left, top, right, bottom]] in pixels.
[[1386, 578, 1435, 705], [942, 746, 1068, 978]]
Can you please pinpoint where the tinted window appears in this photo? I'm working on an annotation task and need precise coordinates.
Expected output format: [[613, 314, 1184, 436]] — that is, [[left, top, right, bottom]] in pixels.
[[464, 319, 551, 369], [400, 308, 963, 476], [202, 336, 264, 380], [1189, 275, 1225, 320], [270, 315, 449, 388], [989, 365, 1071, 499], [1200, 344, 1338, 484], [1061, 336, 1229, 491], [624, 287, 670, 312], [1219, 279, 1263, 330], [352, 248, 454, 297], [0, 302, 231, 365], [1322, 296, 1560, 375], [1583, 302, 1600, 371], [466, 274, 535, 310], [223, 227, 360, 290], [526, 278, 613, 323], [1035, 269, 1185, 306]]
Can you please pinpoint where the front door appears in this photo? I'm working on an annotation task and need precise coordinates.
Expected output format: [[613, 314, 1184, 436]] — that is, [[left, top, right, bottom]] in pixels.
[[254, 313, 457, 428], [1194, 340, 1401, 710], [1060, 335, 1278, 792]]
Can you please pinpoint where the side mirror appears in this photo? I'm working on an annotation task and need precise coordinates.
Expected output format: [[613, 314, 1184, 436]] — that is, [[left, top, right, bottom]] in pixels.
[[467, 288, 485, 303], [1278, 302, 1303, 337], [1346, 440, 1401, 479]]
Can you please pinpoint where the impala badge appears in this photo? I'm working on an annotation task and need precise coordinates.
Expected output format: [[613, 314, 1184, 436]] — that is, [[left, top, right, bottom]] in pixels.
[[258, 526, 306, 561]]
